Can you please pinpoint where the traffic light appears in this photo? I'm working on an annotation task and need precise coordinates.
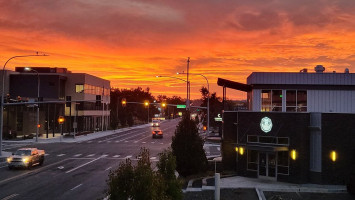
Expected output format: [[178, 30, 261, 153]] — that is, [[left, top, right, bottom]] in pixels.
[[144, 101, 149, 107], [121, 98, 126, 107], [96, 95, 101, 106], [66, 96, 71, 107], [162, 102, 166, 108]]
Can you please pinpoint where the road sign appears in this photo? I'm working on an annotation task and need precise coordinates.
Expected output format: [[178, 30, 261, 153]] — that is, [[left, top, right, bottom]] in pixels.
[[177, 105, 186, 108]]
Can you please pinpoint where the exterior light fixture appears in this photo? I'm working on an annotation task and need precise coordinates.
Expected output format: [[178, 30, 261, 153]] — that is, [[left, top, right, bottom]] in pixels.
[[239, 147, 244, 155], [235, 147, 238, 152], [290, 149, 297, 160], [144, 101, 149, 106], [162, 103, 166, 107], [121, 98, 127, 107], [330, 150, 337, 162]]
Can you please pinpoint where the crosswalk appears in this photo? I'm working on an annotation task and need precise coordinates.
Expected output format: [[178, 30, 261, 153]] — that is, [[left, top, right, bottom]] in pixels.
[[43, 153, 160, 161], [78, 140, 167, 144]]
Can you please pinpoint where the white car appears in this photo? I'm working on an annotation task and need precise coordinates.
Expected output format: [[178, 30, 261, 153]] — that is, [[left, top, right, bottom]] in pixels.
[[151, 120, 160, 127]]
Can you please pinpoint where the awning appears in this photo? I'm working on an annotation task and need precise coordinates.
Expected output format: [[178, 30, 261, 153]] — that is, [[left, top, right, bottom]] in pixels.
[[245, 144, 289, 152], [217, 78, 252, 92]]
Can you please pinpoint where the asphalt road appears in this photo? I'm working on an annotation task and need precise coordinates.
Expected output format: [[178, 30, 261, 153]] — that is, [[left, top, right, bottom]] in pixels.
[[0, 119, 181, 200]]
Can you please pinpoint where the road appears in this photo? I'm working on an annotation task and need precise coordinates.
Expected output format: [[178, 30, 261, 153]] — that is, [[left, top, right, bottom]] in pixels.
[[0, 119, 181, 200]]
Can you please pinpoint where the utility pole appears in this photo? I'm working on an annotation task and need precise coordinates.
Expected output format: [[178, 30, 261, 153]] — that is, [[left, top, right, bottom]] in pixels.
[[186, 57, 190, 110], [102, 85, 104, 131]]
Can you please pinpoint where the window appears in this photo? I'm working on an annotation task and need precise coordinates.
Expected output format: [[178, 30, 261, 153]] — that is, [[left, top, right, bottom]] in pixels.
[[76, 84, 84, 93], [261, 90, 282, 112], [277, 151, 289, 175], [247, 150, 258, 171], [286, 90, 307, 112]]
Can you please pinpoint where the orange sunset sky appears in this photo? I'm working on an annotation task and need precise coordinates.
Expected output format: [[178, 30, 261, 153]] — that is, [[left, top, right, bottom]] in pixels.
[[1, 0, 355, 100]]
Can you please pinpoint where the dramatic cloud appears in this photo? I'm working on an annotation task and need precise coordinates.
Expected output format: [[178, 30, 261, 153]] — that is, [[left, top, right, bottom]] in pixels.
[[1, 0, 355, 99]]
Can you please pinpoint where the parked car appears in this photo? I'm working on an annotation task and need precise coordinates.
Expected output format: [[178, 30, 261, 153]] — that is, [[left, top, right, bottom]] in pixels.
[[152, 130, 163, 138], [7, 148, 45, 169]]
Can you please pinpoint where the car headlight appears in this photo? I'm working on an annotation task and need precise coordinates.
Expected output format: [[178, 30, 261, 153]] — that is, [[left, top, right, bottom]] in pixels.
[[22, 157, 30, 163], [7, 157, 13, 163]]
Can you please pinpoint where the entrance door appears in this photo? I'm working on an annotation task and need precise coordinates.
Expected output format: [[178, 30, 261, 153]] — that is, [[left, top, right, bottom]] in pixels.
[[258, 152, 276, 179]]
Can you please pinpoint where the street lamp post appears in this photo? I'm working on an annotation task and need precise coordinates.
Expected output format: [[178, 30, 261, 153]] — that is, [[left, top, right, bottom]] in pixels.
[[1, 54, 47, 156], [156, 75, 189, 108], [177, 72, 210, 136], [24, 68, 40, 142]]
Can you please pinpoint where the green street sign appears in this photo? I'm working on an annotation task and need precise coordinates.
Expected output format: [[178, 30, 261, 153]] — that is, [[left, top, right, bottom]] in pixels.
[[176, 105, 186, 108]]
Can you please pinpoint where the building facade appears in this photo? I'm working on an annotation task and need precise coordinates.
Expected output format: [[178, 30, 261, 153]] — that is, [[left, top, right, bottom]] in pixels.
[[219, 65, 355, 185], [2, 67, 110, 137]]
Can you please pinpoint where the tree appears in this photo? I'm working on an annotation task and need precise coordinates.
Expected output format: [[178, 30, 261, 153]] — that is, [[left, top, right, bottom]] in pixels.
[[157, 148, 183, 200], [171, 111, 208, 177], [106, 148, 182, 200], [106, 159, 134, 200]]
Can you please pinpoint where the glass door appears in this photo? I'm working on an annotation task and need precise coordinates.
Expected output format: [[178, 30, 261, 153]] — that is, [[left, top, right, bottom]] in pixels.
[[258, 152, 277, 179]]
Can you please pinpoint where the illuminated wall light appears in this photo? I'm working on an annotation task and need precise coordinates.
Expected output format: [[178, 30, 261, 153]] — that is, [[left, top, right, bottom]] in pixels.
[[235, 147, 238, 152], [239, 147, 244, 155], [290, 149, 297, 160], [330, 150, 337, 162]]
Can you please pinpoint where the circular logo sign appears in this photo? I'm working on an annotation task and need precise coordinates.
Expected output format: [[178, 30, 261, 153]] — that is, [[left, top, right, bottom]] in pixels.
[[260, 117, 272, 133]]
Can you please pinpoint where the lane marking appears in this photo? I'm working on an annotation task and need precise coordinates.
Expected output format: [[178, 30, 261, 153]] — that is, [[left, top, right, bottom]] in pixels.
[[107, 141, 111, 143], [142, 142, 146, 144], [217, 147, 220, 151], [160, 143, 164, 144], [87, 141, 92, 143], [58, 166, 64, 170], [115, 141, 120, 143], [113, 155, 120, 158], [125, 141, 129, 143], [150, 157, 156, 160], [45, 154, 50, 156], [73, 154, 82, 157], [57, 154, 65, 157], [1, 193, 18, 200], [70, 184, 83, 191], [102, 155, 108, 157], [105, 167, 112, 171], [65, 156, 104, 173], [86, 154, 95, 157], [124, 155, 132, 159], [98, 130, 142, 142], [151, 142, 155, 144]]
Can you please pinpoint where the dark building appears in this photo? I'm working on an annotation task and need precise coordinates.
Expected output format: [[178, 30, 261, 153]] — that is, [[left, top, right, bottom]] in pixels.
[[219, 66, 355, 184]]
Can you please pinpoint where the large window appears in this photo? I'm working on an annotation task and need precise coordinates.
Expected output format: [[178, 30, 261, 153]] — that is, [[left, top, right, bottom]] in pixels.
[[247, 150, 258, 171], [261, 90, 282, 111], [76, 84, 84, 93], [286, 90, 307, 112], [277, 151, 289, 175]]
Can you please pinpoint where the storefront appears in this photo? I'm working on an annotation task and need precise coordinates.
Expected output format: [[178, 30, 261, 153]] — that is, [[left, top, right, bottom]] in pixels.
[[222, 111, 355, 184]]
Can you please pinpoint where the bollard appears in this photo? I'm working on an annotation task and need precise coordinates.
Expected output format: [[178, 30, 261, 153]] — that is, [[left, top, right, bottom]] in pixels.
[[215, 173, 220, 200]]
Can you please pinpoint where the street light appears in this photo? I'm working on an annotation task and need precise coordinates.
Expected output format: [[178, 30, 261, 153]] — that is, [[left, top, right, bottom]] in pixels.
[[24, 67, 40, 142], [144, 100, 149, 124], [1, 53, 48, 156], [177, 72, 210, 136], [156, 75, 190, 109]]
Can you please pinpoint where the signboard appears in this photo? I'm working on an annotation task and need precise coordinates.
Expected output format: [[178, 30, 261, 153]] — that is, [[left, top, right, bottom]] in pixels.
[[177, 105, 186, 109], [214, 114, 222, 122], [260, 117, 272, 133]]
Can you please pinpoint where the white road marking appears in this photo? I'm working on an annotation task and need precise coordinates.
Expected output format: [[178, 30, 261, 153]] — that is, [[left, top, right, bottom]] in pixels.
[[87, 141, 92, 143], [102, 154, 108, 157], [115, 141, 120, 143], [160, 143, 164, 145], [98, 141, 102, 143], [113, 155, 120, 158], [134, 141, 138, 143], [150, 157, 156, 160], [57, 154, 65, 157], [217, 147, 220, 151], [1, 193, 18, 200], [70, 184, 83, 191], [151, 142, 155, 144], [86, 154, 95, 157], [45, 154, 50, 156], [142, 142, 146, 144], [58, 166, 64, 170], [105, 167, 112, 171], [125, 141, 129, 143], [107, 141, 111, 143], [66, 156, 105, 173], [124, 155, 132, 159], [73, 154, 82, 157]]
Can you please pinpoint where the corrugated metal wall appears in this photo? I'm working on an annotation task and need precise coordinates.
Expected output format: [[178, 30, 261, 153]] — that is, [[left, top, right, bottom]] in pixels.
[[308, 90, 355, 113]]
